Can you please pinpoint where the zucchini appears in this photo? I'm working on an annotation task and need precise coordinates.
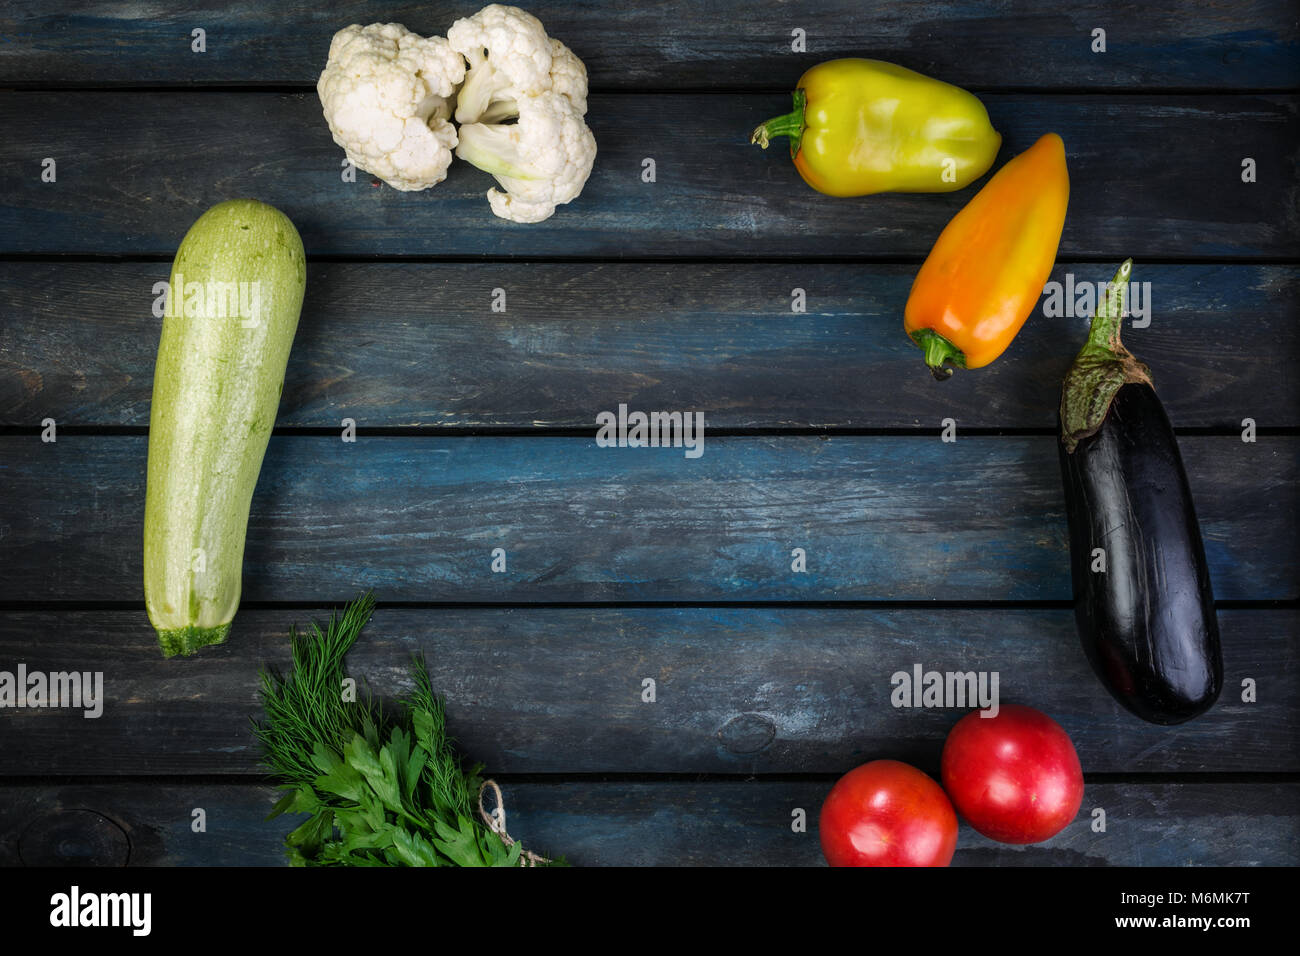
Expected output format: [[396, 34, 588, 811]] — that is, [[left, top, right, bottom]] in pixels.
[[1058, 260, 1222, 724], [144, 199, 306, 657]]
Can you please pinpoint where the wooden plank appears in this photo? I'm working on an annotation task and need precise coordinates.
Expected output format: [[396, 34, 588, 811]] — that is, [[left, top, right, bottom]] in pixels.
[[1, 92, 1295, 258], [2, 2, 1296, 91], [3, 262, 1296, 430], [1, 779, 1295, 866], [0, 436, 1293, 602], [0, 608, 1291, 774]]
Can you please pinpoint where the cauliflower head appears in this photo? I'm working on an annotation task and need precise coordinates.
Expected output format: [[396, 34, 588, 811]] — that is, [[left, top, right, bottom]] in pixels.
[[317, 23, 466, 191], [455, 89, 597, 223], [316, 10, 597, 220]]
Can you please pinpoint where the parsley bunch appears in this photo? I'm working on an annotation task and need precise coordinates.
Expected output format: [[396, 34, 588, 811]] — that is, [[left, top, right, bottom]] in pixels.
[[253, 593, 548, 866]]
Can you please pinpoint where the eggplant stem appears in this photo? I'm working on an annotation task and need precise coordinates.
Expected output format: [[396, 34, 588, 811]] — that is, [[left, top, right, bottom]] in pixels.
[[1086, 258, 1134, 353], [1059, 259, 1153, 453]]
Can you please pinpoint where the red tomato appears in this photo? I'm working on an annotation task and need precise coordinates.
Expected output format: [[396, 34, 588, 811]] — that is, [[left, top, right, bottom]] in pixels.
[[941, 704, 1084, 844], [819, 759, 958, 866]]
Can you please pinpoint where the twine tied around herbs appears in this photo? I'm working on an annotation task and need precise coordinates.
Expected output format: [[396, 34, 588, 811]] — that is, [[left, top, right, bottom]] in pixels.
[[477, 779, 550, 866]]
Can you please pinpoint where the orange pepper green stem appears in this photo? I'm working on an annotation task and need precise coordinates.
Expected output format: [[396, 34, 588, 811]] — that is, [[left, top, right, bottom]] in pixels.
[[904, 132, 1070, 379], [750, 58, 1001, 197]]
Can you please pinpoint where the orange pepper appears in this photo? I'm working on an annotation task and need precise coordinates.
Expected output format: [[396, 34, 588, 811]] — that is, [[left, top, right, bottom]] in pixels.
[[904, 132, 1069, 379]]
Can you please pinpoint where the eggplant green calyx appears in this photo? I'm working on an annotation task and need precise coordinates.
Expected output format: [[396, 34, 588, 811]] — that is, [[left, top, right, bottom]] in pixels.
[[908, 327, 967, 381], [1059, 258, 1153, 453], [751, 89, 807, 160]]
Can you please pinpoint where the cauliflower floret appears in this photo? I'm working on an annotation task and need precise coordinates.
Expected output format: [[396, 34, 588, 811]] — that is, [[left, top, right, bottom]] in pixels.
[[447, 4, 553, 124], [473, 37, 589, 124], [547, 39, 589, 117], [455, 89, 597, 223], [317, 23, 466, 191]]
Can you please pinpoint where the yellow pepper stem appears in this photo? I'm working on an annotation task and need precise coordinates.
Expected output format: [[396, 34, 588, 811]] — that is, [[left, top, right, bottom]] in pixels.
[[909, 328, 967, 381], [751, 89, 807, 160]]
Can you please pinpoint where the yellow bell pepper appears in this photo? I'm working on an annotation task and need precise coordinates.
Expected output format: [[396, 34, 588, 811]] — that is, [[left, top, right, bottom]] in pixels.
[[904, 132, 1070, 378], [750, 58, 1001, 197]]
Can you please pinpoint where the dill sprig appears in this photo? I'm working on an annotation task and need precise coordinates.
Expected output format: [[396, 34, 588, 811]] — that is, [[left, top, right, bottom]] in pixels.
[[252, 593, 557, 867], [254, 592, 377, 785]]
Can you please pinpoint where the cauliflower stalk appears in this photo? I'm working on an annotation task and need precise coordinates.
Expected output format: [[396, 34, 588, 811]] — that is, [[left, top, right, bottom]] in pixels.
[[317, 7, 596, 222], [317, 23, 465, 192]]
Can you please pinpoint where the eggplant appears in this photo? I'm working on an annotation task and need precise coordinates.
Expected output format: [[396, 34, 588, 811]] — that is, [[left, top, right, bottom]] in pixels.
[[1057, 260, 1222, 724]]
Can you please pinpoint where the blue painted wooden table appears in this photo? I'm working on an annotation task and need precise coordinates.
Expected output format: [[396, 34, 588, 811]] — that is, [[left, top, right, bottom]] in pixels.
[[1, 1, 1297, 866]]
